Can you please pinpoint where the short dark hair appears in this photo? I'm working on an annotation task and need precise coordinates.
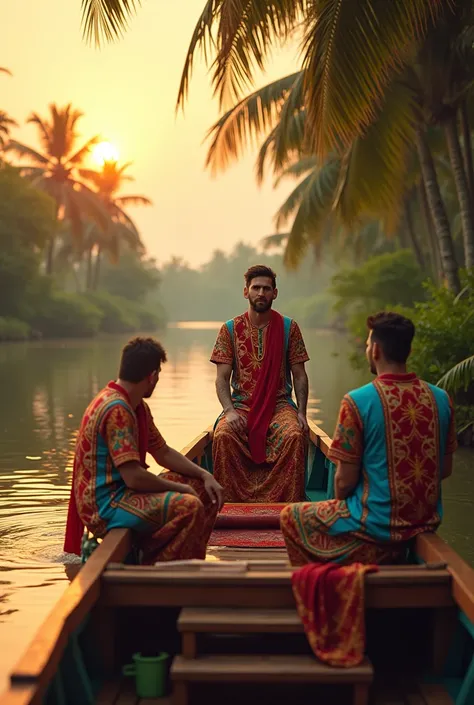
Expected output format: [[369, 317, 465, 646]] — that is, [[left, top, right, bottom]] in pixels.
[[244, 265, 277, 289], [119, 337, 167, 383], [367, 312, 415, 364]]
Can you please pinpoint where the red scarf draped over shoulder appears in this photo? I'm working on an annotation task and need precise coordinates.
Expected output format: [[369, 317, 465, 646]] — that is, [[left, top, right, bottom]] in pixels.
[[247, 310, 284, 464], [291, 562, 378, 667], [63, 382, 148, 555]]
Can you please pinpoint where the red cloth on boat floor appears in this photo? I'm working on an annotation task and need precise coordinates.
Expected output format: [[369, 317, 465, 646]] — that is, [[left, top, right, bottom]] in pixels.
[[63, 382, 149, 555], [291, 562, 378, 667]]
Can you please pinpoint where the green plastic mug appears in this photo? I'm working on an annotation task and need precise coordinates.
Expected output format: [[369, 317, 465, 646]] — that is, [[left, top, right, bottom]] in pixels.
[[122, 652, 169, 698]]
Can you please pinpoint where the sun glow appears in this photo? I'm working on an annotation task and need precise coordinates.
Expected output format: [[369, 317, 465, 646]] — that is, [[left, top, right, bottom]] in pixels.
[[92, 141, 119, 166]]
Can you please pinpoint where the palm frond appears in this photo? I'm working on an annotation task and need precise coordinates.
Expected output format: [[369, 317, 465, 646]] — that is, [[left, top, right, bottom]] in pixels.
[[5, 140, 49, 165], [27, 113, 52, 153], [69, 181, 112, 232], [334, 75, 420, 233], [68, 136, 101, 164], [282, 157, 340, 269], [78, 168, 103, 188], [274, 156, 317, 186], [261, 232, 289, 250], [302, 0, 445, 159], [177, 0, 305, 110], [256, 110, 306, 183], [0, 67, 12, 76], [81, 0, 141, 45], [205, 72, 301, 173], [438, 355, 474, 392], [274, 170, 315, 230], [115, 195, 152, 206]]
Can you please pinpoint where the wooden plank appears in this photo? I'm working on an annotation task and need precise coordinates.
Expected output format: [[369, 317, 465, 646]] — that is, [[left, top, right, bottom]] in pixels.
[[416, 533, 474, 625], [180, 429, 211, 461], [0, 687, 38, 705], [308, 420, 332, 456], [178, 607, 302, 633], [171, 654, 373, 684], [101, 568, 453, 611], [416, 683, 454, 704], [10, 528, 131, 687]]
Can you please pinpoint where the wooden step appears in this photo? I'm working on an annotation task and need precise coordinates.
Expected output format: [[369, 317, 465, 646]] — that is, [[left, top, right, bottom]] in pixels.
[[178, 607, 302, 634], [171, 653, 374, 683]]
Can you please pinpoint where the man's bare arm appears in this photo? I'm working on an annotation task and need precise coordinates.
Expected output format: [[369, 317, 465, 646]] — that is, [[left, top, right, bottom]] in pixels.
[[334, 461, 360, 499], [215, 363, 245, 433], [118, 461, 198, 496], [215, 363, 233, 412], [292, 363, 308, 415]]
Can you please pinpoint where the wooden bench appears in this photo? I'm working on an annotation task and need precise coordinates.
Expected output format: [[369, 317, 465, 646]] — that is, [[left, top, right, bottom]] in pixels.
[[100, 563, 453, 611]]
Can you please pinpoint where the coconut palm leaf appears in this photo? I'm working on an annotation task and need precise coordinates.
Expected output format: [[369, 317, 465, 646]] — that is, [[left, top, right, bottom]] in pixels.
[[0, 67, 12, 76], [256, 109, 306, 183], [115, 195, 152, 206], [5, 140, 49, 165], [81, 0, 141, 45], [274, 156, 317, 186], [282, 157, 340, 268], [69, 136, 101, 164], [274, 170, 315, 230], [438, 355, 474, 392], [205, 72, 301, 173], [301, 0, 446, 159], [334, 75, 420, 233], [69, 181, 112, 233], [177, 0, 306, 110], [261, 232, 289, 250]]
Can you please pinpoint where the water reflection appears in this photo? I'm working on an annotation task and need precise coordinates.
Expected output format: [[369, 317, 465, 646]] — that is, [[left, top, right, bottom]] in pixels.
[[0, 327, 472, 691]]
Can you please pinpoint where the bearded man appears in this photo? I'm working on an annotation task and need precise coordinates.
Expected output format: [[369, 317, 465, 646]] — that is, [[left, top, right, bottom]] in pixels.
[[210, 265, 310, 503], [280, 312, 457, 565]]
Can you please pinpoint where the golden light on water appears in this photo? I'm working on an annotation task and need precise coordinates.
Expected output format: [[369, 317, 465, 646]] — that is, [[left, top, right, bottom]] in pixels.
[[92, 141, 119, 166]]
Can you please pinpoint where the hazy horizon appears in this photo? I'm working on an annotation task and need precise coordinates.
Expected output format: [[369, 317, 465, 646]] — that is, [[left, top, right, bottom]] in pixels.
[[3, 1, 301, 267]]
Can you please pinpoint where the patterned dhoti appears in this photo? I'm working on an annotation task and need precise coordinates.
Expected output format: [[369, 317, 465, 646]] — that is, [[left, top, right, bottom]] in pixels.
[[280, 500, 406, 566], [213, 403, 305, 503], [92, 472, 218, 564]]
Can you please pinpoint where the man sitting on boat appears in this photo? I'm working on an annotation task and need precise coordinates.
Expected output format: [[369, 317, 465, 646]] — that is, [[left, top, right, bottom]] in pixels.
[[210, 264, 310, 503], [64, 337, 223, 564], [281, 312, 457, 565]]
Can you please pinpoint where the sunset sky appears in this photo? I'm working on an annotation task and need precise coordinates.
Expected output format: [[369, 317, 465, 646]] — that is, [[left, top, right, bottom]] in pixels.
[[3, 1, 300, 267]]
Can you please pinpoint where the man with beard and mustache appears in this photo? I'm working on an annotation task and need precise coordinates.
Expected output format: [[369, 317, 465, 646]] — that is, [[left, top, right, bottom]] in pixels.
[[64, 337, 223, 563], [280, 312, 458, 565], [211, 265, 310, 502]]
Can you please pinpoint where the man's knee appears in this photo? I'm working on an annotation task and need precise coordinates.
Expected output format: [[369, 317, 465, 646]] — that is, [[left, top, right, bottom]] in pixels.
[[280, 503, 296, 531], [214, 419, 240, 443], [286, 422, 305, 444], [182, 494, 204, 518]]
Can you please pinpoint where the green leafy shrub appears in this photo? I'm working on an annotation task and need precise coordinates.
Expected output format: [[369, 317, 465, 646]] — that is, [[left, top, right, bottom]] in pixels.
[[0, 317, 31, 341], [84, 291, 139, 333], [32, 292, 103, 338]]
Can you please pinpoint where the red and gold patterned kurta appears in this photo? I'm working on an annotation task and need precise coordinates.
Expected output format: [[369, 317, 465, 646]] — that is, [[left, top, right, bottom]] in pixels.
[[281, 373, 457, 565], [211, 312, 309, 503], [73, 382, 217, 563]]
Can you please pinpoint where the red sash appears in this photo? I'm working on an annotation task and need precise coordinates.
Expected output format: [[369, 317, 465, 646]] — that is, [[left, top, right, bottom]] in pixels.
[[63, 382, 148, 555], [291, 562, 378, 667], [247, 310, 284, 464]]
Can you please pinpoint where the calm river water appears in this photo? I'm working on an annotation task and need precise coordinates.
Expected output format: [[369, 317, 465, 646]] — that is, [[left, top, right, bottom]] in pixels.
[[0, 323, 472, 690]]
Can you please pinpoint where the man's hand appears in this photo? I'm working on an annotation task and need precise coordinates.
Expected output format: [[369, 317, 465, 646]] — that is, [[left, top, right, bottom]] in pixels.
[[172, 482, 200, 499], [203, 474, 224, 510], [297, 411, 309, 433], [225, 409, 246, 434]]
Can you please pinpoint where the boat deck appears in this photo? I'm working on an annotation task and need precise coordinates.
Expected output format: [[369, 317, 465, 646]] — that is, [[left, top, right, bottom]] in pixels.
[[97, 676, 453, 704]]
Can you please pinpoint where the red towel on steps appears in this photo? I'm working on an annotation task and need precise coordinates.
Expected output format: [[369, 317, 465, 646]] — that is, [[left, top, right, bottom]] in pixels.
[[291, 562, 378, 667]]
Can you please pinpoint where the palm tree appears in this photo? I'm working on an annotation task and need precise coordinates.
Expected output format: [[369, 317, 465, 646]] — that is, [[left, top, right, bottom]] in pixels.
[[79, 160, 151, 289], [5, 103, 109, 274], [81, 0, 141, 45], [0, 112, 17, 150]]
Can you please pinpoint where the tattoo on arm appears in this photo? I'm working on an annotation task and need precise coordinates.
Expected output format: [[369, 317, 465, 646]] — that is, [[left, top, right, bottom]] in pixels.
[[216, 369, 233, 413], [294, 372, 308, 414]]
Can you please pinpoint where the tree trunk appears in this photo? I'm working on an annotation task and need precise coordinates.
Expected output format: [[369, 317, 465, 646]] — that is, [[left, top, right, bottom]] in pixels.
[[45, 237, 55, 275], [93, 246, 102, 291], [404, 193, 425, 270], [419, 181, 441, 283], [86, 247, 93, 291], [460, 99, 474, 201], [445, 111, 474, 269], [416, 129, 460, 293]]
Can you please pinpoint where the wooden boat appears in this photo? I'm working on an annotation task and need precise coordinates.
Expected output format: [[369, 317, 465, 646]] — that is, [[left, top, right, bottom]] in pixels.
[[1, 421, 473, 705]]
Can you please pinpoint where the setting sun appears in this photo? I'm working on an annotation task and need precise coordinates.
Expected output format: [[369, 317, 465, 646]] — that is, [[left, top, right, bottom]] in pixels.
[[92, 141, 119, 166]]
